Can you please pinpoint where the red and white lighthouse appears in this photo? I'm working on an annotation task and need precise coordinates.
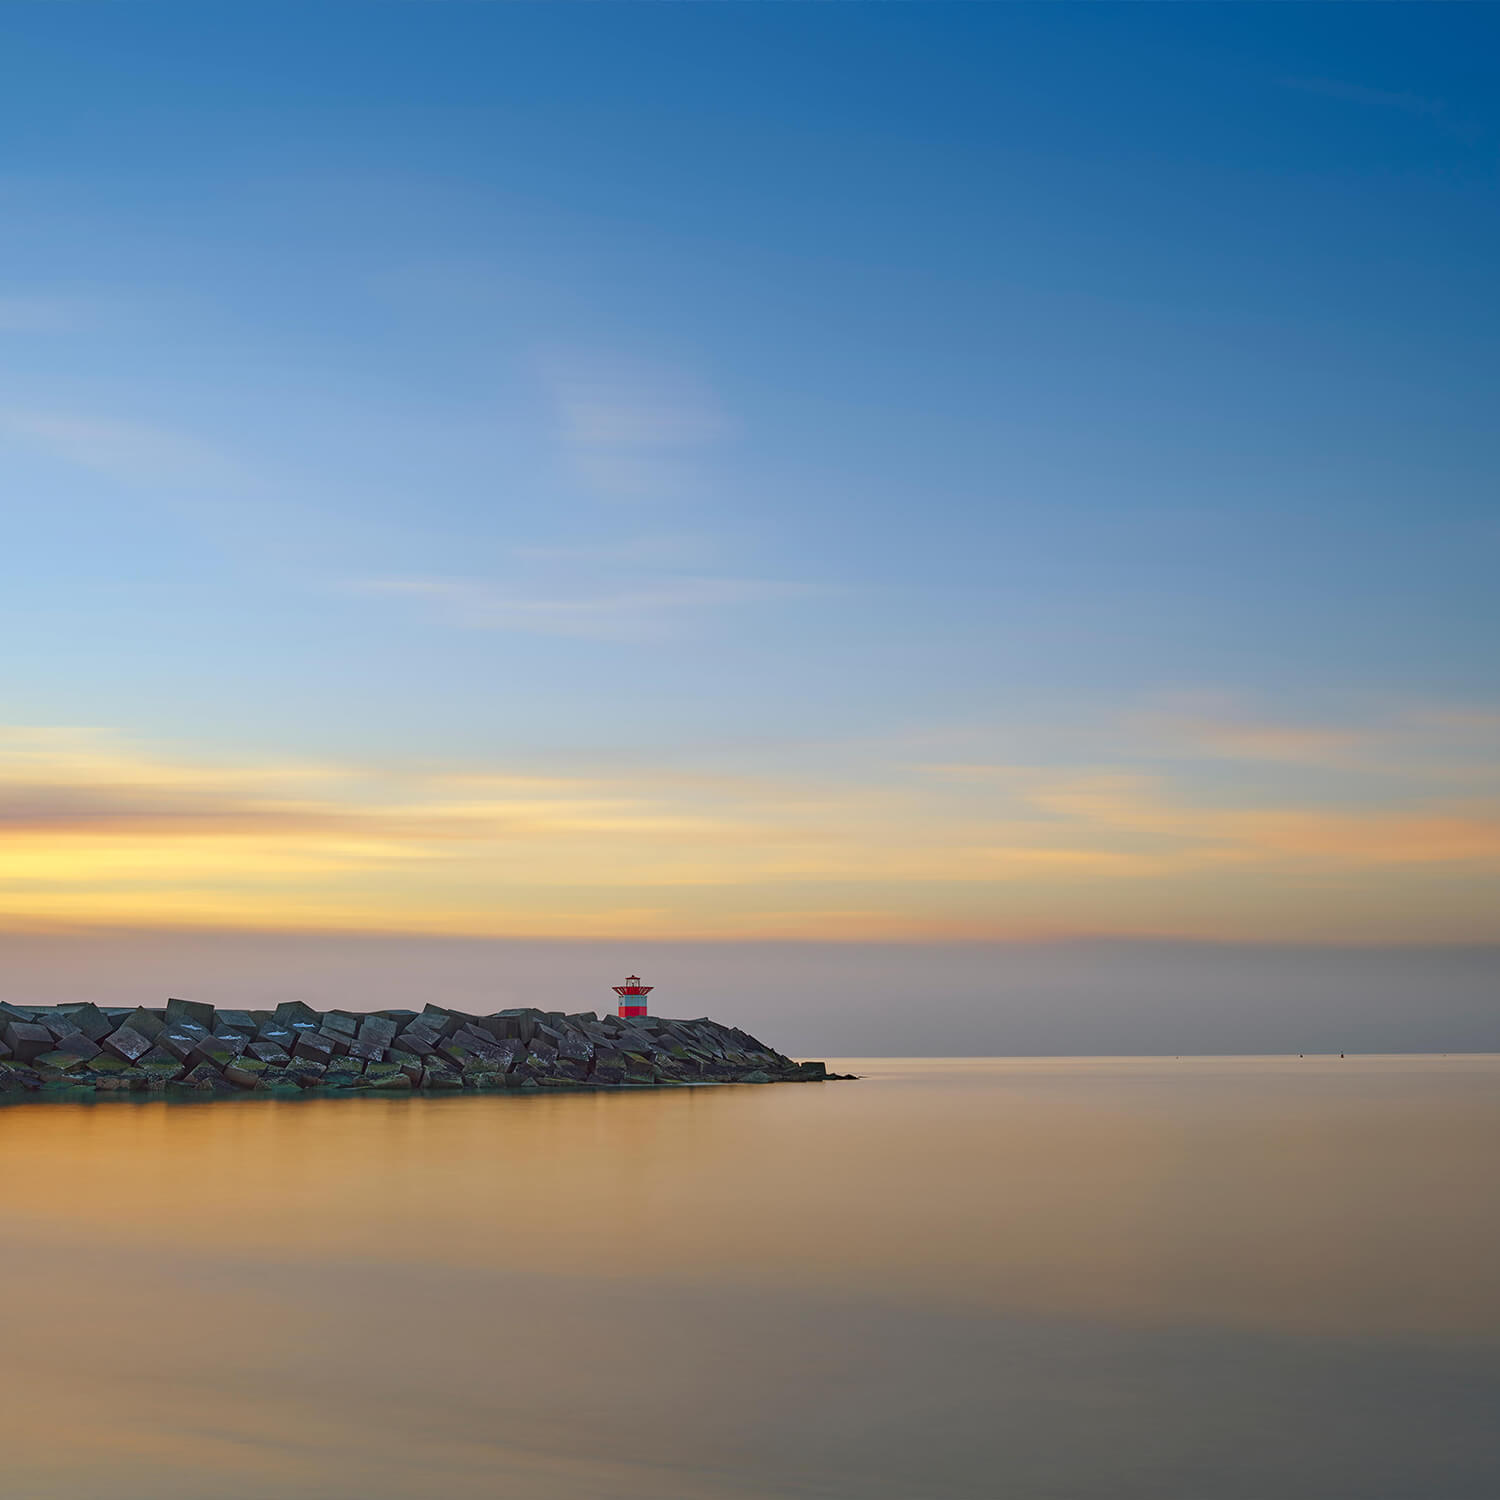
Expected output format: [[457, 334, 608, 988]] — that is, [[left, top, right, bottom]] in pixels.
[[612, 974, 653, 1019]]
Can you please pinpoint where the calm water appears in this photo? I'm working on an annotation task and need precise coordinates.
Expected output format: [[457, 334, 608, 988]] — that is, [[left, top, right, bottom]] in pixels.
[[3, 1056, 1498, 1498]]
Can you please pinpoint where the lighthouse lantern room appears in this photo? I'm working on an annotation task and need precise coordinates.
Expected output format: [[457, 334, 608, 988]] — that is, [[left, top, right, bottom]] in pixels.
[[613, 974, 653, 1019]]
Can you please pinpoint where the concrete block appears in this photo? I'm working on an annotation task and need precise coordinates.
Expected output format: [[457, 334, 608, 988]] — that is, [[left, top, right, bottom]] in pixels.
[[348, 1037, 384, 1062], [58, 1003, 113, 1042], [216, 1010, 258, 1035], [224, 1057, 268, 1089], [366, 1068, 413, 1090], [390, 1052, 424, 1085], [591, 1051, 626, 1084], [356, 1015, 397, 1048], [315, 1025, 352, 1055], [34, 1050, 89, 1073], [102, 1025, 154, 1063], [165, 997, 216, 1030], [273, 1001, 322, 1029], [255, 1025, 298, 1050], [388, 1030, 436, 1058], [293, 1032, 335, 1064], [287, 1059, 327, 1087], [421, 1064, 462, 1089], [157, 1029, 202, 1062], [191, 1039, 239, 1070], [557, 1030, 594, 1064], [3, 1022, 53, 1062], [322, 1012, 358, 1039], [55, 1032, 103, 1061], [209, 1031, 249, 1058], [117, 1007, 165, 1041], [136, 1046, 186, 1081], [248, 1039, 290, 1065]]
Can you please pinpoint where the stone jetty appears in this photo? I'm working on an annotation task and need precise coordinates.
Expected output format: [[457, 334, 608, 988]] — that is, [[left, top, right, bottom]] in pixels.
[[0, 998, 838, 1100]]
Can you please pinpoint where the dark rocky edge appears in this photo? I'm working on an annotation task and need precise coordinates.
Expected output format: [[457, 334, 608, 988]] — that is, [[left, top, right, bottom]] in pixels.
[[0, 998, 850, 1101]]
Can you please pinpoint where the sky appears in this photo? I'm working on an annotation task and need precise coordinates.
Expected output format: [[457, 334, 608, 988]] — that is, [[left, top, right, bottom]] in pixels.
[[1, 5, 1496, 1045]]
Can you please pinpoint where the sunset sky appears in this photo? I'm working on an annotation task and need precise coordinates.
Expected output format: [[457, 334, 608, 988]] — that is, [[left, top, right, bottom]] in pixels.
[[2, 6, 1496, 1022]]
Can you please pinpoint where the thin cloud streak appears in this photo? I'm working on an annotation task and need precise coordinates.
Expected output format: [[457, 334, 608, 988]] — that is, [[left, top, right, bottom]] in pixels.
[[0, 724, 1494, 943], [350, 572, 817, 639]]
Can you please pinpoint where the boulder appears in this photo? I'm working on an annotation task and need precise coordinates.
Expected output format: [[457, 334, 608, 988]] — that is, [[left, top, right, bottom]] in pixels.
[[190, 1038, 239, 1071], [357, 1015, 397, 1049], [136, 1046, 187, 1082], [164, 997, 216, 1030], [55, 1032, 103, 1061], [34, 1050, 90, 1073], [4, 1022, 54, 1062], [224, 1057, 268, 1089], [292, 1033, 335, 1064], [117, 1007, 166, 1041], [58, 1003, 114, 1042], [102, 1025, 154, 1064]]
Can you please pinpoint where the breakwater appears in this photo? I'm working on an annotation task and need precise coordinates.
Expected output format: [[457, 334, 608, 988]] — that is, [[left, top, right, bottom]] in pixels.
[[0, 998, 839, 1099]]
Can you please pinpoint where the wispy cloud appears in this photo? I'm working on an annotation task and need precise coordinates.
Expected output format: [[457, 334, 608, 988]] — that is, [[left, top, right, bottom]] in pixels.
[[541, 353, 730, 499], [0, 722, 1495, 943], [351, 571, 813, 640], [0, 407, 237, 487]]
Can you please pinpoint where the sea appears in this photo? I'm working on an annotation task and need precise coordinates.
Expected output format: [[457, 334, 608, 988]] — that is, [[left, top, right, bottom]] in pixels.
[[3, 1055, 1497, 1499]]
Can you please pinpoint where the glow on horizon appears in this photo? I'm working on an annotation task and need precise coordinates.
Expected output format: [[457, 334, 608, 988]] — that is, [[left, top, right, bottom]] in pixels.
[[0, 719, 1493, 943]]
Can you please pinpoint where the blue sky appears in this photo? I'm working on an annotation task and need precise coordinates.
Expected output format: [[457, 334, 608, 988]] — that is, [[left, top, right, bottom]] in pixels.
[[0, 4, 1496, 955]]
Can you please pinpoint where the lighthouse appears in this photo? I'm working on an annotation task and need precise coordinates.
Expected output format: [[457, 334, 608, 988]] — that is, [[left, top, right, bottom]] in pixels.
[[612, 974, 653, 1019]]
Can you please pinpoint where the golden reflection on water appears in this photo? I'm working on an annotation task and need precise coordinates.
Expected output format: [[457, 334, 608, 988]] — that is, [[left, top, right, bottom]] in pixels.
[[2, 1056, 1498, 1499], [4, 1056, 1497, 1339]]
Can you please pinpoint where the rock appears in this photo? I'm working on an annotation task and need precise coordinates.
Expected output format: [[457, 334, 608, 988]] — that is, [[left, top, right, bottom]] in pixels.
[[557, 1030, 594, 1065], [102, 1025, 155, 1063], [388, 1029, 437, 1059], [33, 1050, 90, 1073], [421, 1064, 463, 1089], [292, 1033, 335, 1064], [315, 1025, 352, 1056], [248, 1039, 291, 1065], [287, 1060, 328, 1088], [54, 1031, 103, 1061], [4, 1021, 55, 1062], [58, 1003, 114, 1042], [389, 1052, 424, 1086], [273, 1001, 323, 1028], [216, 1009, 258, 1036], [591, 1050, 626, 1084], [348, 1037, 384, 1063], [190, 1038, 239, 1070], [739, 1070, 772, 1084], [357, 1015, 397, 1049], [224, 1057, 268, 1089], [165, 997, 216, 1030], [321, 1012, 358, 1040]]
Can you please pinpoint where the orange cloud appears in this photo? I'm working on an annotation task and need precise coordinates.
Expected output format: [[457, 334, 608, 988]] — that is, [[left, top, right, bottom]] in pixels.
[[0, 725, 1495, 944]]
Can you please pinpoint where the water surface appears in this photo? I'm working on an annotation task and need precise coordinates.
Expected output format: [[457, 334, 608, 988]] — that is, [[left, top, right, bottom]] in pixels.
[[3, 1056, 1497, 1497]]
